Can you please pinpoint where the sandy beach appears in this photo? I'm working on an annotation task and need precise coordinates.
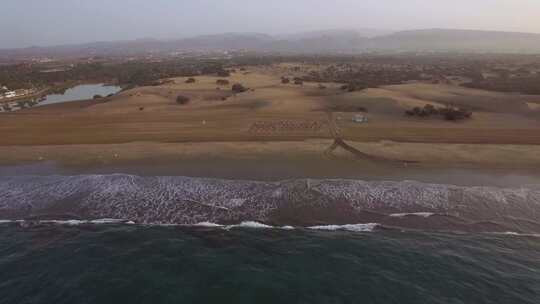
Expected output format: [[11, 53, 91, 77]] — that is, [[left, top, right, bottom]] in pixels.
[[2, 66, 540, 186]]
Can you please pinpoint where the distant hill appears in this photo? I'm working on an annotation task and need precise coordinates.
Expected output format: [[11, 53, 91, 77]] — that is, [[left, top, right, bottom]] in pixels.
[[269, 30, 370, 53], [2, 29, 540, 60], [276, 29, 393, 40], [370, 29, 540, 52], [169, 33, 274, 50]]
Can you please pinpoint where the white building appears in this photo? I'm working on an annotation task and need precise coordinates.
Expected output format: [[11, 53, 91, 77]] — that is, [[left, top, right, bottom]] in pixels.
[[352, 114, 369, 123]]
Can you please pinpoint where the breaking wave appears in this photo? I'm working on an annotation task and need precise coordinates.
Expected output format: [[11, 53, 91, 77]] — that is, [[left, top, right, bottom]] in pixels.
[[0, 219, 379, 232], [307, 223, 379, 232], [1, 174, 539, 233]]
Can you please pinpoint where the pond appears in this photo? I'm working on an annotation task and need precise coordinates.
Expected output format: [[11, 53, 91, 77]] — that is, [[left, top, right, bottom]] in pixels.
[[37, 84, 122, 106], [0, 84, 122, 112]]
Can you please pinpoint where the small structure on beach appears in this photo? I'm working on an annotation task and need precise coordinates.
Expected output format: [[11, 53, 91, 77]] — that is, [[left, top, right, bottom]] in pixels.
[[352, 114, 369, 123]]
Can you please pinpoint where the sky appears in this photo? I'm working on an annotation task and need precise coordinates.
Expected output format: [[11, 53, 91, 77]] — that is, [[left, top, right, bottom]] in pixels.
[[2, 0, 540, 48]]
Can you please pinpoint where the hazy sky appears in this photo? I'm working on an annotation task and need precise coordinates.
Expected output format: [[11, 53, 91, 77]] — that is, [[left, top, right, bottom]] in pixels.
[[2, 0, 540, 48]]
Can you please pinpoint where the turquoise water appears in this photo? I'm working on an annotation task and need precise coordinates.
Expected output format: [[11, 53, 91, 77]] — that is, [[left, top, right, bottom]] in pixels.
[[37, 84, 121, 106], [0, 224, 539, 304]]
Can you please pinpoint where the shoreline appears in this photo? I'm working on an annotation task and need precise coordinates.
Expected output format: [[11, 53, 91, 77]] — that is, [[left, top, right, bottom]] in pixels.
[[2, 175, 539, 233], [1, 140, 540, 187]]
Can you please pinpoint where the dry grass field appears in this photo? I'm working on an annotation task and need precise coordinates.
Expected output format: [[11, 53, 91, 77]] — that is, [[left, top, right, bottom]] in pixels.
[[1, 64, 540, 169]]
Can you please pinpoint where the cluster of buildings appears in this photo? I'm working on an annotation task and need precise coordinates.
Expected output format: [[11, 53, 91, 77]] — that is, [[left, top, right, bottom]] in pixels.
[[0, 86, 13, 98], [0, 86, 36, 101], [0, 85, 40, 113]]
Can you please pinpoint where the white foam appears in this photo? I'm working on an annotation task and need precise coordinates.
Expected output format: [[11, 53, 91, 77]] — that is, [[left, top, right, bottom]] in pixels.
[[227, 221, 274, 229], [192, 222, 225, 228], [194, 222, 295, 230], [0, 219, 377, 233], [2, 175, 539, 235], [0, 220, 27, 224], [496, 232, 540, 238], [90, 218, 126, 224], [308, 223, 379, 232], [1, 219, 129, 226], [41, 220, 86, 226], [389, 212, 435, 218], [151, 223, 181, 227]]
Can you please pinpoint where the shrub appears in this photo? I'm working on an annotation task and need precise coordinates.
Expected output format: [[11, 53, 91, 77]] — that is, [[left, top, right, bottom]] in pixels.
[[341, 83, 367, 92], [216, 79, 230, 86], [347, 84, 357, 92], [281, 77, 290, 84], [232, 83, 247, 93], [176, 95, 190, 105], [423, 104, 438, 115], [442, 107, 472, 121], [217, 70, 231, 77], [405, 104, 472, 121], [185, 78, 196, 83]]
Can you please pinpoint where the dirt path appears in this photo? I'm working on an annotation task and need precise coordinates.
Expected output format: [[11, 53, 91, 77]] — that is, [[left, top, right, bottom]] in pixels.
[[324, 111, 417, 163], [324, 111, 379, 160]]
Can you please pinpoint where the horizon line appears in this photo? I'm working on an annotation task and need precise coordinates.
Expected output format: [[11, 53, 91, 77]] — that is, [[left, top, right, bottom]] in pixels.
[[3, 27, 540, 51]]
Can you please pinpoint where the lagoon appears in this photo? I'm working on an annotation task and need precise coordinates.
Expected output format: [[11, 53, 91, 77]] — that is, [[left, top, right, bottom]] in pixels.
[[37, 84, 121, 106]]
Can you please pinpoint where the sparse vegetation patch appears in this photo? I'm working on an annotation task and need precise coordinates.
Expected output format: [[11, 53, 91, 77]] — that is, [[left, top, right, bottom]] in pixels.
[[405, 104, 472, 121], [232, 83, 248, 93], [176, 95, 190, 105]]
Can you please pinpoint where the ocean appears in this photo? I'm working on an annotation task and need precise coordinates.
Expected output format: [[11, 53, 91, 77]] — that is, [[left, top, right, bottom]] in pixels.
[[0, 222, 539, 304], [1, 174, 540, 303]]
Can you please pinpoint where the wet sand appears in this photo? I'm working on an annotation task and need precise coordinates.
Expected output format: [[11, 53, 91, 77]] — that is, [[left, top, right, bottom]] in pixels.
[[1, 141, 540, 187]]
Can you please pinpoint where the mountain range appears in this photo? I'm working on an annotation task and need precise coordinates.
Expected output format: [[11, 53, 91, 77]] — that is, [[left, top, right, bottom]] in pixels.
[[3, 28, 540, 60]]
